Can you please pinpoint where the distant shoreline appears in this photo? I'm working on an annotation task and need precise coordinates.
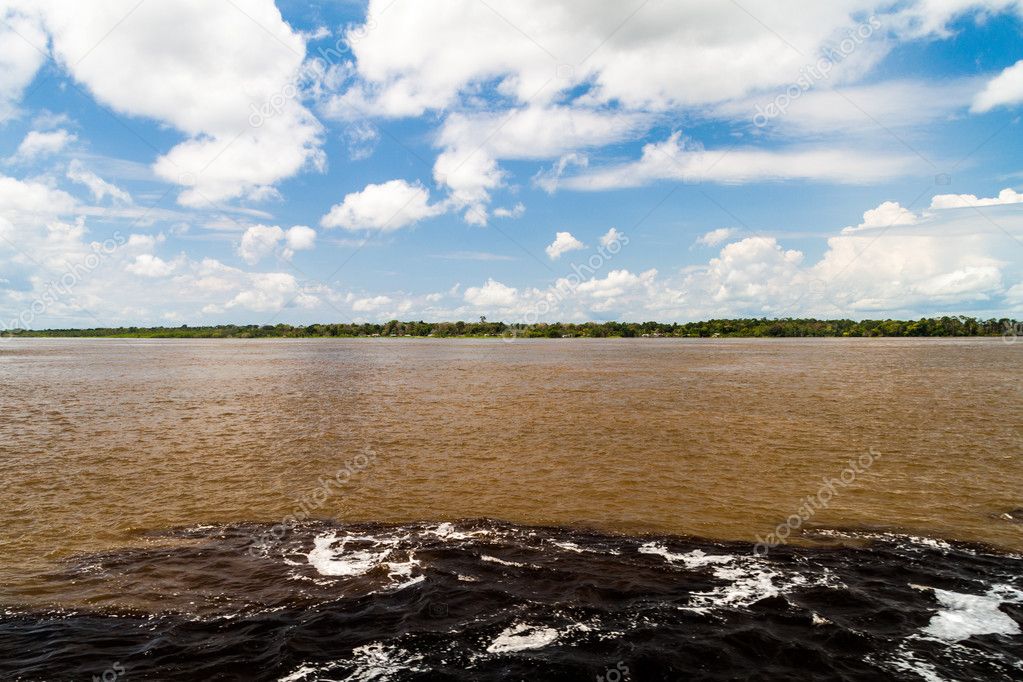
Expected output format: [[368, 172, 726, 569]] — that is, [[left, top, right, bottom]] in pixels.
[[4, 317, 1020, 339]]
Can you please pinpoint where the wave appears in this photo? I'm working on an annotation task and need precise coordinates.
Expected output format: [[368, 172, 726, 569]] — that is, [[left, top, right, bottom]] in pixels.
[[1, 519, 1021, 680]]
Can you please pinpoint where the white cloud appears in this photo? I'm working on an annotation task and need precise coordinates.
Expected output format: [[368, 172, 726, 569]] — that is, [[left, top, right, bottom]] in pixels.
[[31, 0, 324, 206], [600, 227, 623, 247], [333, 0, 1007, 118], [534, 153, 588, 194], [695, 227, 738, 247], [972, 58, 1023, 112], [562, 132, 916, 190], [342, 120, 380, 161], [238, 225, 285, 265], [493, 202, 525, 219], [225, 272, 318, 312], [320, 179, 444, 231], [352, 295, 392, 311], [238, 224, 316, 264], [545, 231, 585, 260], [710, 78, 980, 136], [12, 129, 76, 161], [0, 4, 47, 117], [464, 279, 518, 307], [576, 268, 657, 299], [840, 200, 919, 233], [428, 107, 645, 222], [0, 174, 331, 326], [930, 188, 1023, 209], [66, 159, 132, 203], [126, 254, 175, 278], [688, 237, 807, 310], [285, 224, 317, 251], [0, 173, 76, 220], [317, 1, 1023, 219]]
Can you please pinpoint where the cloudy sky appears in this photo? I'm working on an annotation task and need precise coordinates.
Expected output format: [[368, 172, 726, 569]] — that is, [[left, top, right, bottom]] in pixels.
[[1, 0, 1022, 328]]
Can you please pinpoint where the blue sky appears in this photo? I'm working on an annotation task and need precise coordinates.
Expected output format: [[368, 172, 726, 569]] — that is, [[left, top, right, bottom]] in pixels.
[[1, 0, 1022, 328]]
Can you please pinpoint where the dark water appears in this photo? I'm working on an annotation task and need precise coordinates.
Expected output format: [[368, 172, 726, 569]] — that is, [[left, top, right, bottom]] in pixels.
[[2, 520, 1022, 680]]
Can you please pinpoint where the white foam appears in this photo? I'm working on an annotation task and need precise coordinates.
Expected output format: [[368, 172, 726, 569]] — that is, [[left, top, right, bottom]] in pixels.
[[280, 643, 426, 681], [887, 648, 947, 682], [429, 522, 492, 541], [307, 533, 392, 577], [481, 554, 525, 567], [919, 585, 1023, 642], [486, 623, 560, 653], [306, 532, 422, 590], [277, 664, 320, 682], [548, 540, 587, 553], [691, 564, 781, 609], [639, 542, 735, 569], [346, 643, 426, 680]]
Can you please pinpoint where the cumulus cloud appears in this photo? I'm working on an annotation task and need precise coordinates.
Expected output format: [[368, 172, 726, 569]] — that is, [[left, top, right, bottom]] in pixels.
[[545, 231, 585, 260], [314, 0, 1017, 215], [238, 224, 317, 264], [463, 279, 518, 307], [351, 294, 392, 312], [695, 227, 738, 247], [331, 0, 1005, 118], [429, 107, 646, 221], [29, 0, 324, 206], [600, 227, 624, 248], [125, 254, 175, 278], [285, 224, 317, 251], [930, 188, 1023, 209], [972, 58, 1023, 112], [0, 171, 333, 326], [11, 129, 76, 161], [225, 272, 318, 312], [66, 159, 132, 204], [320, 179, 444, 231], [840, 200, 919, 233], [0, 4, 47, 117], [239, 225, 285, 265]]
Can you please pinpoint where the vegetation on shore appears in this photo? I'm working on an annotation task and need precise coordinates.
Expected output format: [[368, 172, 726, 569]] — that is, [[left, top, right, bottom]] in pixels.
[[4, 316, 1019, 339]]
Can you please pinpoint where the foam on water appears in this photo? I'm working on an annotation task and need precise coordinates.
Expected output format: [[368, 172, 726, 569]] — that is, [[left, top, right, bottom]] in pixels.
[[486, 623, 560, 653], [307, 533, 393, 577], [639, 542, 734, 568], [919, 584, 1023, 642]]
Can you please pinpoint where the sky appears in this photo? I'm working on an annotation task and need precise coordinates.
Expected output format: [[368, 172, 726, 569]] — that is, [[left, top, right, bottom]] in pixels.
[[1, 0, 1022, 328]]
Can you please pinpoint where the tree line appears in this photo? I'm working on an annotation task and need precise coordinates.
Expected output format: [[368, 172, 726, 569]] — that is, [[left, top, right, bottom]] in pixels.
[[5, 316, 1019, 339]]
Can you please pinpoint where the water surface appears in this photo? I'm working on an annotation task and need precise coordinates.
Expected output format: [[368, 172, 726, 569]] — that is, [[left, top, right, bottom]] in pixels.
[[2, 338, 1021, 679]]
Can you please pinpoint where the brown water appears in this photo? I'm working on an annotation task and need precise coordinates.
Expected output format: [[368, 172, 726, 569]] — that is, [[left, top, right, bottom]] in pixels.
[[2, 337, 1022, 602]]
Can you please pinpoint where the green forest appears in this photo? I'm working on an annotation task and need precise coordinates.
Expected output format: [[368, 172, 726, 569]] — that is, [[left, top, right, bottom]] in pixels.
[[5, 316, 1019, 339]]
